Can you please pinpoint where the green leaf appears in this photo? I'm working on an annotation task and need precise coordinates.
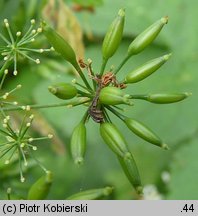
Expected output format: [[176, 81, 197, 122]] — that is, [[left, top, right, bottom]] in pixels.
[[167, 139, 198, 199]]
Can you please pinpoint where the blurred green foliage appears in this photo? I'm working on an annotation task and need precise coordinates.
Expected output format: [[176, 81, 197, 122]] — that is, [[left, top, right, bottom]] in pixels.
[[0, 0, 197, 199]]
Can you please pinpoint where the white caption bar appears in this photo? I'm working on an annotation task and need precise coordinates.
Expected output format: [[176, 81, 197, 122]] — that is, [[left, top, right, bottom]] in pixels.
[[0, 201, 197, 216]]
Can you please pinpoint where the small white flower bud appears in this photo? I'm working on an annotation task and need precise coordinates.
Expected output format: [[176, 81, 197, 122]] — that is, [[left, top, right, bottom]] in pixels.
[[20, 143, 25, 148], [16, 31, 21, 37], [3, 93, 9, 99], [29, 114, 34, 119], [3, 118, 8, 123], [31, 19, 35, 24], [4, 19, 8, 23], [31, 29, 36, 34], [26, 122, 31, 127], [32, 146, 37, 151], [3, 123, 7, 128], [13, 70, 18, 76], [28, 138, 34, 142], [37, 27, 42, 33], [26, 105, 31, 111], [35, 59, 40, 64], [48, 134, 53, 139], [5, 160, 10, 165], [20, 177, 25, 183]]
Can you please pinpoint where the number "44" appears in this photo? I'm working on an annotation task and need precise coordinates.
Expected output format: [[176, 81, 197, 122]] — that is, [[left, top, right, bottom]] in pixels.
[[182, 204, 194, 212]]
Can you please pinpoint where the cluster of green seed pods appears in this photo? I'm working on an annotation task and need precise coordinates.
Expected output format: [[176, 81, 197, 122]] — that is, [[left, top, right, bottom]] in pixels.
[[43, 9, 191, 195]]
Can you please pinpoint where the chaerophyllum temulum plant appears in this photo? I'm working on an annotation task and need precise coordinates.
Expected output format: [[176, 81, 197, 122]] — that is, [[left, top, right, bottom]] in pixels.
[[0, 17, 113, 200], [0, 8, 191, 199], [41, 9, 191, 195]]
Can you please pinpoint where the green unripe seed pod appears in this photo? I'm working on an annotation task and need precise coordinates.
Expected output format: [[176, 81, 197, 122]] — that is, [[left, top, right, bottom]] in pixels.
[[27, 171, 53, 200], [48, 82, 77, 100], [42, 23, 77, 67], [102, 9, 125, 60], [124, 53, 171, 84], [100, 122, 129, 157], [124, 118, 168, 149], [99, 86, 132, 106], [147, 92, 191, 104], [66, 186, 113, 200], [70, 122, 86, 165], [128, 16, 168, 56], [118, 153, 142, 194]]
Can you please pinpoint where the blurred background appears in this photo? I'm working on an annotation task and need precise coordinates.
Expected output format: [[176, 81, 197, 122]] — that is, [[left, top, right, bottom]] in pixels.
[[0, 0, 197, 199]]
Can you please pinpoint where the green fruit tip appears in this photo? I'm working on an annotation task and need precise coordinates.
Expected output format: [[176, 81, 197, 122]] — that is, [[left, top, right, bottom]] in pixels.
[[162, 143, 170, 150], [161, 16, 169, 24], [104, 186, 114, 196], [118, 8, 125, 17], [48, 86, 57, 94], [46, 170, 53, 182], [164, 53, 172, 61], [184, 92, 192, 97], [136, 186, 143, 195], [124, 95, 133, 106], [124, 99, 133, 106], [75, 157, 84, 166]]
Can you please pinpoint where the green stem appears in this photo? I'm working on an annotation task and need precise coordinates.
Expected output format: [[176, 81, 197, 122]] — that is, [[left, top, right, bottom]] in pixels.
[[75, 82, 93, 94], [129, 94, 148, 100], [105, 105, 125, 121], [81, 110, 89, 123], [88, 62, 96, 90], [77, 90, 92, 98], [114, 55, 130, 75], [103, 107, 112, 123], [0, 60, 12, 77], [0, 129, 12, 137], [1, 98, 91, 112], [73, 62, 92, 91], [100, 58, 108, 76]]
